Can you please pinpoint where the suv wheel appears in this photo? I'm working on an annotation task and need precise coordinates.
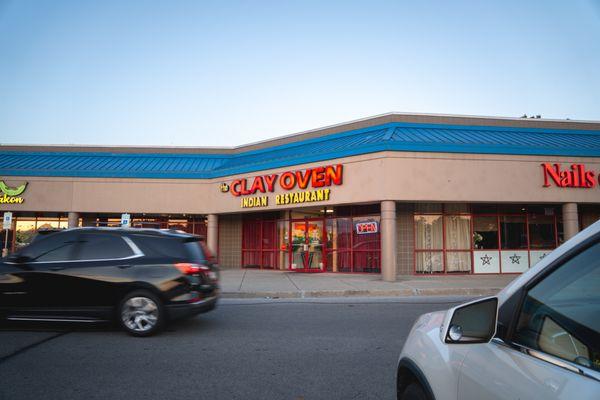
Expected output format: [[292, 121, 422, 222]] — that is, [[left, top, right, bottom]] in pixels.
[[118, 290, 164, 337], [400, 382, 429, 400]]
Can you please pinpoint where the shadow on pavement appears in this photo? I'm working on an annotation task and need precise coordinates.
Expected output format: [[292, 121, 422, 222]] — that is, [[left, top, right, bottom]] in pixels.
[[0, 313, 217, 335]]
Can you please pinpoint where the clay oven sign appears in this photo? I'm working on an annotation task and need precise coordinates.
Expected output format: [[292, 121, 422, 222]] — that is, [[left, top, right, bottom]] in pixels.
[[220, 165, 343, 208]]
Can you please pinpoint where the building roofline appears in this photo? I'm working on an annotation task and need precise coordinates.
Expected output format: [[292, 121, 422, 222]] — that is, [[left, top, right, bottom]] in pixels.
[[1, 112, 599, 154]]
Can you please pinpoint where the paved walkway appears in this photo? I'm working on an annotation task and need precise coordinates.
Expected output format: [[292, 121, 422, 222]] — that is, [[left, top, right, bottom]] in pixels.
[[220, 269, 517, 298]]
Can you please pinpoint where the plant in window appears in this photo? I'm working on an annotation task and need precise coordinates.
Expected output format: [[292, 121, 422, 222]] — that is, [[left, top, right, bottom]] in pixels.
[[473, 232, 484, 249]]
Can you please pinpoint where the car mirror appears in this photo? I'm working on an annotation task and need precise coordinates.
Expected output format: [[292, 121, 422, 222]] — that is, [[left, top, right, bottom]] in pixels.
[[441, 296, 498, 344]]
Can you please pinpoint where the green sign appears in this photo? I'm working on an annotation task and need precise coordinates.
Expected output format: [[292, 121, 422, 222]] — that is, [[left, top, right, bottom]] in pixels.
[[0, 181, 28, 204]]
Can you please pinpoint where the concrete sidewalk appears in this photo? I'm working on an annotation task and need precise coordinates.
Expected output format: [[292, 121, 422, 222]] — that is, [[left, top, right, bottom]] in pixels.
[[219, 269, 517, 298]]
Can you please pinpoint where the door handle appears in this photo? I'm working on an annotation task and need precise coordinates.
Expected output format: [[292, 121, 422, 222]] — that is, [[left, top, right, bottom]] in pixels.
[[117, 264, 132, 269], [49, 266, 65, 271]]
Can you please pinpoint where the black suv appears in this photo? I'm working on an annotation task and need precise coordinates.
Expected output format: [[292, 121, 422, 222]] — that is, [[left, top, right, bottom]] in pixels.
[[0, 228, 219, 336]]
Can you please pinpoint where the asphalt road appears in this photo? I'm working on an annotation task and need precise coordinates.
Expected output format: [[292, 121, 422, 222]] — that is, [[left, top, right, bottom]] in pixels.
[[0, 296, 468, 400]]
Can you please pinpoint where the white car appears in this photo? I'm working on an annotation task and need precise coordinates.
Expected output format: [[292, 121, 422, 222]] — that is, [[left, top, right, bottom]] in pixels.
[[397, 220, 600, 400]]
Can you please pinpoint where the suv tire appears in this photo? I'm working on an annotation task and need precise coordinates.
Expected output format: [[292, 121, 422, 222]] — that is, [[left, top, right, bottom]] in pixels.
[[400, 382, 429, 400], [118, 290, 165, 337]]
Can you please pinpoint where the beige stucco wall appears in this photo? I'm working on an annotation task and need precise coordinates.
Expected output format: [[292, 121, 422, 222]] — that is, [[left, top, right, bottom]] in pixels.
[[2, 151, 600, 215]]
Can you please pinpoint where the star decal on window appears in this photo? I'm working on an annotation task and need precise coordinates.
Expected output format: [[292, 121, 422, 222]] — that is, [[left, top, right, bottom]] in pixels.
[[509, 254, 521, 264], [480, 254, 492, 266]]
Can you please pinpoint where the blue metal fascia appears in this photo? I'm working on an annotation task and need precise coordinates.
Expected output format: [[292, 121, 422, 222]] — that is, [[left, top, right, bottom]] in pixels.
[[1, 121, 599, 179]]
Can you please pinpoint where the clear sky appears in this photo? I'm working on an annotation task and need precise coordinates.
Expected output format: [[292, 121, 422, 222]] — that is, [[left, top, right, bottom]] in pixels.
[[1, 0, 599, 147]]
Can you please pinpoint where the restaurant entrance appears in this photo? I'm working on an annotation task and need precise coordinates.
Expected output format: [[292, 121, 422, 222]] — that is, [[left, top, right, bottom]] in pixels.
[[241, 205, 382, 273], [290, 218, 325, 272]]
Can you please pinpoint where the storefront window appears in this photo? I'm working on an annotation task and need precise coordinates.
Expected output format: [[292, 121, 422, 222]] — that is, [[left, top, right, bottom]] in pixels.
[[13, 216, 69, 250], [242, 218, 262, 268], [415, 215, 443, 273], [415, 215, 443, 250], [500, 216, 528, 249], [168, 219, 188, 232], [326, 218, 352, 272], [15, 219, 36, 248], [262, 220, 278, 269], [278, 220, 289, 269], [415, 203, 443, 214], [473, 216, 499, 249], [242, 217, 278, 269], [444, 216, 470, 250], [416, 252, 443, 273], [352, 216, 380, 273], [444, 215, 471, 273], [446, 252, 471, 273], [36, 219, 60, 230], [416, 206, 561, 275], [528, 215, 556, 249]]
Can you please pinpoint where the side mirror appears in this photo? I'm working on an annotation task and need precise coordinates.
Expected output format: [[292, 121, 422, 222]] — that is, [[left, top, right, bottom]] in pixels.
[[441, 296, 498, 344]]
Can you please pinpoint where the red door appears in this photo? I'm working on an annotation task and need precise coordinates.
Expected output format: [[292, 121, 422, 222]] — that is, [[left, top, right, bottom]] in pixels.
[[289, 219, 325, 272]]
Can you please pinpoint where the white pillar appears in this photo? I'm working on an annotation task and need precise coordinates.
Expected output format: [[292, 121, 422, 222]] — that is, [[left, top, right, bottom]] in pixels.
[[68, 212, 80, 229], [562, 203, 579, 241], [381, 201, 397, 282], [207, 214, 218, 257]]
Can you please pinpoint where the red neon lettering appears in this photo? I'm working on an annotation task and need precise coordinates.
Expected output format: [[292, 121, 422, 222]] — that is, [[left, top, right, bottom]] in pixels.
[[264, 174, 278, 192], [280, 172, 296, 190], [542, 163, 563, 187], [572, 164, 581, 187], [324, 164, 343, 186], [231, 180, 242, 196], [296, 169, 311, 189], [239, 178, 251, 195], [311, 167, 326, 188], [560, 170, 573, 187], [249, 176, 266, 194], [585, 171, 596, 188]]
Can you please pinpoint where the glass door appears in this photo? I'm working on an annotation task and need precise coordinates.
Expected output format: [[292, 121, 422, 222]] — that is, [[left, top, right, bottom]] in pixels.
[[290, 219, 325, 272]]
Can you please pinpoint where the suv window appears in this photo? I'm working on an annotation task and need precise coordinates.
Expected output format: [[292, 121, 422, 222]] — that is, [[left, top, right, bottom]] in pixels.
[[74, 233, 133, 260], [513, 241, 600, 372], [20, 231, 79, 262], [185, 240, 208, 264], [130, 234, 208, 263], [129, 235, 187, 259]]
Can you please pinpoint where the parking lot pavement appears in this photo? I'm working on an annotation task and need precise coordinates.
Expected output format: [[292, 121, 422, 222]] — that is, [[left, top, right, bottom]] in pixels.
[[0, 297, 466, 400], [0, 330, 67, 360]]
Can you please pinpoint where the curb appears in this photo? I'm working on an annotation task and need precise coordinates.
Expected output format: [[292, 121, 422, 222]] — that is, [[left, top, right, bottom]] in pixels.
[[221, 287, 503, 299]]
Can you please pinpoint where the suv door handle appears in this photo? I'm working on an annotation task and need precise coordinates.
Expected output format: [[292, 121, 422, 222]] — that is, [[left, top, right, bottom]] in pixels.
[[49, 266, 65, 271], [117, 265, 132, 269]]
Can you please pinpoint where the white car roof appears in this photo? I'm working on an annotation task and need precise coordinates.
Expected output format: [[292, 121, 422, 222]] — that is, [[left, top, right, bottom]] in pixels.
[[497, 218, 600, 306]]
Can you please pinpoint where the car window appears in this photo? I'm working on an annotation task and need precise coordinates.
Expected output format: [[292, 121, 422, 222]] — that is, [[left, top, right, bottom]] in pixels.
[[185, 240, 207, 264], [20, 231, 79, 262], [513, 241, 600, 372], [129, 235, 186, 259], [74, 233, 134, 260]]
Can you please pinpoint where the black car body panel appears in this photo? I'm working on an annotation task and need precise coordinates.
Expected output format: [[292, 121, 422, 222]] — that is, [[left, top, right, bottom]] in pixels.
[[0, 228, 219, 323]]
